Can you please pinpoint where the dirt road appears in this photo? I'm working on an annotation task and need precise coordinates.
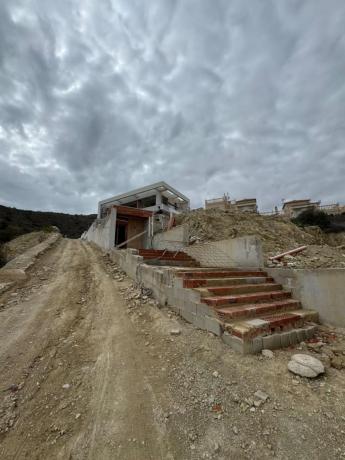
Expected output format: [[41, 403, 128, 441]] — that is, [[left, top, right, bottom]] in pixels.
[[1, 239, 345, 459]]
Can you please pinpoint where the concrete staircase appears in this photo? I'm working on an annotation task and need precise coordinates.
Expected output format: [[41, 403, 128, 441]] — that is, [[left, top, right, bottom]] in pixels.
[[175, 268, 319, 353], [138, 249, 200, 267]]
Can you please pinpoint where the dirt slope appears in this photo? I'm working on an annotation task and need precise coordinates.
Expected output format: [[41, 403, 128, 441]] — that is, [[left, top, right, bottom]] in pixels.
[[176, 209, 345, 268], [2, 231, 51, 263], [1, 239, 345, 458]]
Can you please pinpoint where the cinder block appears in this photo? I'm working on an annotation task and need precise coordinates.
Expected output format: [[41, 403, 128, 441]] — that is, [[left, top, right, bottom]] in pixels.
[[251, 336, 263, 353], [305, 325, 317, 339], [193, 314, 206, 330], [280, 331, 291, 348], [222, 332, 233, 347], [182, 301, 197, 314], [180, 309, 195, 324], [289, 330, 298, 345], [196, 302, 215, 317], [262, 334, 282, 350], [224, 334, 252, 354], [204, 316, 222, 336], [296, 329, 307, 342]]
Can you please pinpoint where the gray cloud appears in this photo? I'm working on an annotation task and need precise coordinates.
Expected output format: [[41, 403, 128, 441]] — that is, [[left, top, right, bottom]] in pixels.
[[0, 0, 345, 214]]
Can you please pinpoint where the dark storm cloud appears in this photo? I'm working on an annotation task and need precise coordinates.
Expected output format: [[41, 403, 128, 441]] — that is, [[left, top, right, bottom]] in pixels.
[[0, 0, 344, 213]]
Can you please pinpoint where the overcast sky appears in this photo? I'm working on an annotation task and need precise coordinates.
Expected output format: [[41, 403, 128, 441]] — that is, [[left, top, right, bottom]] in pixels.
[[0, 0, 344, 214]]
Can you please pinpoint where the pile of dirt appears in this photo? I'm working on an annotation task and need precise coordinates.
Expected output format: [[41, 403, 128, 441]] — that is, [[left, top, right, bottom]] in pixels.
[[2, 231, 51, 263], [175, 209, 345, 268]]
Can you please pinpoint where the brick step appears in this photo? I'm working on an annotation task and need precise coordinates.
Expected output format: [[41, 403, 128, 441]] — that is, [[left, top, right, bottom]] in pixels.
[[139, 250, 188, 256], [144, 259, 199, 267], [224, 309, 319, 340], [217, 299, 301, 321], [222, 324, 318, 354], [205, 290, 291, 307], [183, 276, 274, 288], [201, 283, 282, 297], [177, 270, 267, 279], [140, 253, 195, 259]]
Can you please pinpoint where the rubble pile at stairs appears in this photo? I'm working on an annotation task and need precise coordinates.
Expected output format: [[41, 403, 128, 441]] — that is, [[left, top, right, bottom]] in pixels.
[[175, 208, 345, 269]]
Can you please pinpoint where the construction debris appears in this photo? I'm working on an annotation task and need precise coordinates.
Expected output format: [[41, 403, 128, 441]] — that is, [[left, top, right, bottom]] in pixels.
[[175, 208, 345, 269], [269, 246, 307, 263]]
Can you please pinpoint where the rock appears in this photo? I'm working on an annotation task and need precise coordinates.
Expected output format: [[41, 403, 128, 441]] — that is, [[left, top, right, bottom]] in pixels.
[[262, 349, 274, 359], [233, 426, 239, 435], [170, 329, 181, 336], [254, 390, 269, 402], [62, 384, 71, 389], [212, 371, 220, 378], [288, 354, 325, 378], [331, 355, 345, 370]]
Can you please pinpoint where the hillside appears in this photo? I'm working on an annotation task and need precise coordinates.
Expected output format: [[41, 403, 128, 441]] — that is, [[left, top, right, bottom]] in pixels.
[[0, 204, 95, 244], [175, 208, 345, 268]]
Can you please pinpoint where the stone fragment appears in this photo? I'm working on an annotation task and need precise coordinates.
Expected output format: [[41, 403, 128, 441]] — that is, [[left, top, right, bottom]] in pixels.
[[254, 390, 269, 402], [262, 349, 274, 359], [331, 356, 345, 370], [170, 329, 181, 336], [288, 354, 325, 378]]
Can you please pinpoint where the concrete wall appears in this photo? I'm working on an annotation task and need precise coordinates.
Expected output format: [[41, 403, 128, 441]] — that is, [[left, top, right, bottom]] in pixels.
[[184, 237, 263, 268], [84, 208, 116, 250], [267, 267, 345, 327], [109, 248, 222, 336], [151, 225, 189, 251]]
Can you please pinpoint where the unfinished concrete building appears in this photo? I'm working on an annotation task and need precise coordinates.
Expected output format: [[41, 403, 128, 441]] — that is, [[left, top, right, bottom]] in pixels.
[[282, 199, 321, 218], [83, 183, 341, 355], [84, 182, 190, 250], [205, 194, 257, 213]]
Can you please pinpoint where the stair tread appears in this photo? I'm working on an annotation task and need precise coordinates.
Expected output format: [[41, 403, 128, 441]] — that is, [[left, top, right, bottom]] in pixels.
[[217, 299, 300, 319], [178, 270, 267, 278], [207, 283, 281, 293], [205, 290, 291, 306]]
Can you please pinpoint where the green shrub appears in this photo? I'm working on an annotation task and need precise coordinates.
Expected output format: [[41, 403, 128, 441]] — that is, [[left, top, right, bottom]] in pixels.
[[292, 208, 331, 229]]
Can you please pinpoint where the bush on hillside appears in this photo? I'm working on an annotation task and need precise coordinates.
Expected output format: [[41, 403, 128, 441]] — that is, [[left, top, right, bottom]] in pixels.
[[292, 209, 331, 230]]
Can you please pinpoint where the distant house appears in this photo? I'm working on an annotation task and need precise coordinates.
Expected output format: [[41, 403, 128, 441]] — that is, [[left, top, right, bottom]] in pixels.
[[205, 193, 230, 211], [205, 194, 257, 213], [282, 199, 320, 218], [235, 198, 257, 213], [84, 182, 189, 250]]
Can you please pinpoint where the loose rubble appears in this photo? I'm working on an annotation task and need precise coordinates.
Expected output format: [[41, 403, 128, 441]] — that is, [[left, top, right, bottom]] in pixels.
[[175, 208, 345, 268]]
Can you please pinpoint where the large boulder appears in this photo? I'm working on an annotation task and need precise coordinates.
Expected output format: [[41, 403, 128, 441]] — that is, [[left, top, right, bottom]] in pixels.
[[288, 354, 325, 378]]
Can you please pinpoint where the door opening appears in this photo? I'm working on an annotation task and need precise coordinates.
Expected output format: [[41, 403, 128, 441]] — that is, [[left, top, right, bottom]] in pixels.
[[115, 221, 128, 248]]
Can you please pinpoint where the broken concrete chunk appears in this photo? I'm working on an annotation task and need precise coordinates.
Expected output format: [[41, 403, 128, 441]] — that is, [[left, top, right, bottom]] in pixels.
[[254, 390, 269, 402], [262, 349, 274, 359], [170, 329, 181, 336], [288, 354, 325, 378]]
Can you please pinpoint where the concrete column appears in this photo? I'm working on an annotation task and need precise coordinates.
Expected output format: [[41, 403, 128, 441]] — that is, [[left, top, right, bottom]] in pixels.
[[155, 191, 162, 207], [107, 207, 117, 249]]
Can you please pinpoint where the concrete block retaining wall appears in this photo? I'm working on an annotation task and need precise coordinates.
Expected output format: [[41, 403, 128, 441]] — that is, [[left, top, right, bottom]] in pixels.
[[151, 225, 188, 251], [109, 248, 222, 336], [184, 237, 263, 268], [267, 267, 345, 328]]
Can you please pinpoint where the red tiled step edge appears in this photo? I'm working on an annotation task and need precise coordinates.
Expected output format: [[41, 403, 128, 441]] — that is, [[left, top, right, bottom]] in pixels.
[[227, 312, 306, 340], [177, 270, 267, 279], [207, 283, 282, 296], [141, 254, 194, 260], [205, 290, 291, 307], [183, 277, 275, 288], [217, 299, 301, 320]]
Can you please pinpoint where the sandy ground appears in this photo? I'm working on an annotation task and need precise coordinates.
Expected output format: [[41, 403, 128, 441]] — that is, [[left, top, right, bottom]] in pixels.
[[1, 239, 345, 459]]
